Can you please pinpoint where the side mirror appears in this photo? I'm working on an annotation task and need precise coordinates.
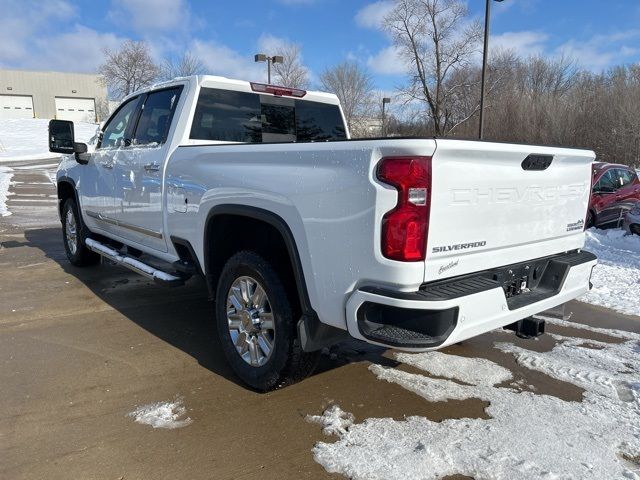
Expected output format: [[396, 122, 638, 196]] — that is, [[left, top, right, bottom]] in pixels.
[[49, 119, 75, 154], [48, 119, 89, 164]]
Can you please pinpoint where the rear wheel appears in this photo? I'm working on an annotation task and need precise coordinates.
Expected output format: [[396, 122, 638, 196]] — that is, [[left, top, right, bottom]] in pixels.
[[61, 198, 100, 267], [215, 251, 318, 391]]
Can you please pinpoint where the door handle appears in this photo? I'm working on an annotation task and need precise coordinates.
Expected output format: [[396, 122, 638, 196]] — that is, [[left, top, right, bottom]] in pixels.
[[144, 163, 160, 172], [100, 161, 113, 169]]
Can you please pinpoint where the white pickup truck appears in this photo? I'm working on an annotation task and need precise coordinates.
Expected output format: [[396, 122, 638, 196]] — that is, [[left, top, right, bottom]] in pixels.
[[49, 75, 597, 390]]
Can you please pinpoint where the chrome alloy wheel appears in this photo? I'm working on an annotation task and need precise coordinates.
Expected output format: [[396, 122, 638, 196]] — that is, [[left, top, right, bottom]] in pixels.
[[226, 276, 275, 367], [65, 208, 78, 255]]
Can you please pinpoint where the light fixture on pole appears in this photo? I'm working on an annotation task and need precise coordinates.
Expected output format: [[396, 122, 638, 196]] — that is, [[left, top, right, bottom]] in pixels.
[[478, 0, 504, 140], [382, 97, 391, 137], [254, 54, 284, 84]]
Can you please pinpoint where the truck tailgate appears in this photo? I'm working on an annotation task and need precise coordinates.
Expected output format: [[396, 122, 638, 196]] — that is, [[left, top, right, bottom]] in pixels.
[[425, 139, 595, 282]]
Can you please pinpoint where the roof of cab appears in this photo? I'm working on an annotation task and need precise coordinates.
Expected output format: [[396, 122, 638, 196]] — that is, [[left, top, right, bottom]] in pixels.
[[120, 74, 340, 106], [593, 161, 631, 171], [195, 74, 340, 104]]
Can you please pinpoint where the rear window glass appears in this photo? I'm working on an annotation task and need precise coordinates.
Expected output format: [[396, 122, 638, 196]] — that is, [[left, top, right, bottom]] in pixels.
[[295, 99, 347, 142], [190, 87, 346, 143]]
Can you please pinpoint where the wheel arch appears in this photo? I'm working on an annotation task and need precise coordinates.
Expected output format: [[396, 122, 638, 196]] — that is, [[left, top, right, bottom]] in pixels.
[[587, 207, 597, 228], [203, 205, 313, 315], [57, 177, 80, 222], [203, 205, 347, 351]]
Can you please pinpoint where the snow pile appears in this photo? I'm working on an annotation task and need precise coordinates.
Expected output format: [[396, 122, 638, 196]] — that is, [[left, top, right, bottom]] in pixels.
[[0, 166, 13, 216], [307, 405, 354, 436], [0, 119, 99, 162], [127, 397, 192, 429], [310, 330, 640, 479], [581, 228, 640, 316]]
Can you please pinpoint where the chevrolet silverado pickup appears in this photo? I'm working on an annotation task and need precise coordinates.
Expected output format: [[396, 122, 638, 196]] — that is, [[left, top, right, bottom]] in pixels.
[[49, 75, 597, 390]]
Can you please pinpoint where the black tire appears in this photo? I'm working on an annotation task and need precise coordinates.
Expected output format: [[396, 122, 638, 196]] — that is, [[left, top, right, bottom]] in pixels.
[[215, 251, 318, 391], [61, 197, 100, 267], [586, 210, 595, 229]]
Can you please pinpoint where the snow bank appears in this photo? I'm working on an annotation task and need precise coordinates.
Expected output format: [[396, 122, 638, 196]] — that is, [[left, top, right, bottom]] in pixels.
[[127, 397, 192, 429], [0, 119, 99, 162], [310, 328, 640, 479], [0, 166, 13, 216], [580, 228, 640, 316]]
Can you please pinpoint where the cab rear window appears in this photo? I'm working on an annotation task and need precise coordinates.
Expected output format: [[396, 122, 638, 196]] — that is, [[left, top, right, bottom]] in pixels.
[[189, 87, 346, 143]]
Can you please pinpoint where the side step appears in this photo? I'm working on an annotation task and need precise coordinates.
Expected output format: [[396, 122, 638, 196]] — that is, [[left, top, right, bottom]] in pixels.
[[85, 238, 184, 287]]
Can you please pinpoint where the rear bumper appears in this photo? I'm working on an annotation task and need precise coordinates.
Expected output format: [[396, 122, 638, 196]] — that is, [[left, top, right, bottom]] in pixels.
[[345, 250, 597, 351]]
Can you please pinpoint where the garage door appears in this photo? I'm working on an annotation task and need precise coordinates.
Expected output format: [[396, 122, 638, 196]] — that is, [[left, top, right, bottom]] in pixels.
[[0, 95, 34, 119], [55, 97, 96, 123]]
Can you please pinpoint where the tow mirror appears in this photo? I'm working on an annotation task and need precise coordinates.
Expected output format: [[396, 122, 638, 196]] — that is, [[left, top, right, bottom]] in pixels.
[[48, 119, 89, 164], [49, 119, 75, 154]]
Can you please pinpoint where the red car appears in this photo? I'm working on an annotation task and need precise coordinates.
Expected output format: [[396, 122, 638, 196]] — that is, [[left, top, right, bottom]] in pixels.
[[587, 162, 640, 228]]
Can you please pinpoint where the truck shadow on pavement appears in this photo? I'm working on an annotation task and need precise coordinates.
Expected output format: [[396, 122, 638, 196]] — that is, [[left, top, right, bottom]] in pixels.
[[23, 227, 394, 391]]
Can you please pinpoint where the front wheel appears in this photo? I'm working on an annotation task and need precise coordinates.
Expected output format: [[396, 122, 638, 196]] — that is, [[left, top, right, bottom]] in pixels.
[[61, 198, 100, 267], [215, 251, 318, 391], [585, 210, 595, 229]]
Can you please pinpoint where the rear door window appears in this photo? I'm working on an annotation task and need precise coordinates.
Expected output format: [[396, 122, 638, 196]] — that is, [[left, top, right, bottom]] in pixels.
[[133, 87, 182, 146], [189, 87, 346, 143]]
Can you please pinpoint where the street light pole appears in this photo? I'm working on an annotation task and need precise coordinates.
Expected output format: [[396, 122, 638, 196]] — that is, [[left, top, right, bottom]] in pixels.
[[254, 54, 284, 84], [478, 0, 503, 140], [382, 97, 391, 137]]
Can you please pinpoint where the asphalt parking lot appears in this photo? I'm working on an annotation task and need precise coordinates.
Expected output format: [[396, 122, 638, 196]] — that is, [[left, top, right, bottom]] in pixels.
[[1, 160, 639, 479]]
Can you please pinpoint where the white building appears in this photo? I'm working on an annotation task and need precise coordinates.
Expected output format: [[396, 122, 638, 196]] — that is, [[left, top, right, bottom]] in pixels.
[[0, 69, 108, 123]]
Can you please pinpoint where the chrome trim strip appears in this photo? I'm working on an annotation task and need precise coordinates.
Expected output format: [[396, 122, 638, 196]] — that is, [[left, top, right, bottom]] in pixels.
[[85, 210, 163, 239]]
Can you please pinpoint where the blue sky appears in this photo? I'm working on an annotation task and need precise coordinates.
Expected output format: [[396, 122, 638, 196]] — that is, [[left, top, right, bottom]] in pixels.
[[2, 0, 640, 92]]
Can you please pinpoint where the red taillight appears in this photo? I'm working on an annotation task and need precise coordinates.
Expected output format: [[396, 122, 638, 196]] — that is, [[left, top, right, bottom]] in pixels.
[[377, 156, 432, 261], [250, 82, 306, 98]]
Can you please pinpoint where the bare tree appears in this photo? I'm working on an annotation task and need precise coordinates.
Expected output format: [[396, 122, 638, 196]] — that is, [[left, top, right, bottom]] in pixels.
[[383, 0, 482, 135], [98, 40, 159, 100], [320, 61, 375, 134], [159, 52, 206, 80], [271, 43, 309, 88]]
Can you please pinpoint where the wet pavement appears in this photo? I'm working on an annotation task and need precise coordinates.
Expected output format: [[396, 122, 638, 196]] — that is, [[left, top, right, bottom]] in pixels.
[[1, 160, 638, 480], [1, 158, 59, 228]]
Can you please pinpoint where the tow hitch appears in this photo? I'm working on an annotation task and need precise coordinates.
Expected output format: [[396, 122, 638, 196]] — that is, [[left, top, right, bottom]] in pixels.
[[504, 316, 545, 339]]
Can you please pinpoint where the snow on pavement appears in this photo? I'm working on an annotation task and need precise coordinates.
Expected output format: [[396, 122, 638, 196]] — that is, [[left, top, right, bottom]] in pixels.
[[127, 397, 193, 429], [0, 118, 99, 162], [0, 166, 14, 216], [307, 405, 355, 436], [580, 228, 640, 316], [309, 328, 640, 479]]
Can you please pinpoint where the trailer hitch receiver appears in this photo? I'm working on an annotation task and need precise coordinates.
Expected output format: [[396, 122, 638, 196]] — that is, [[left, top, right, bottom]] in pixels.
[[503, 316, 545, 339]]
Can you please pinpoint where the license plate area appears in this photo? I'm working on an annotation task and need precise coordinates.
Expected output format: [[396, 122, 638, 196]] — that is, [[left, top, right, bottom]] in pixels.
[[489, 258, 571, 309], [490, 261, 546, 299]]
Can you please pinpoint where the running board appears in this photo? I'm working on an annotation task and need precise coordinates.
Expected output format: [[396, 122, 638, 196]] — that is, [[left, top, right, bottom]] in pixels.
[[85, 238, 184, 287]]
